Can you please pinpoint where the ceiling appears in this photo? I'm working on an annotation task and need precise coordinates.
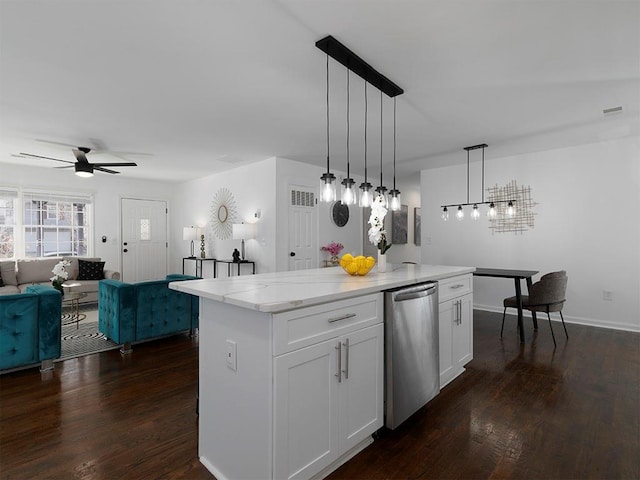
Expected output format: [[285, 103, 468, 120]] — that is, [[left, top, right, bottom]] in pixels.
[[1, 0, 638, 183]]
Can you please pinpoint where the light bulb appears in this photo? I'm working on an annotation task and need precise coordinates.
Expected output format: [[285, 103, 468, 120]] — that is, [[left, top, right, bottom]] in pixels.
[[389, 190, 401, 211], [441, 207, 449, 221], [359, 188, 372, 208], [507, 201, 515, 217], [456, 205, 464, 221], [320, 173, 336, 203], [471, 204, 480, 220], [487, 202, 496, 219]]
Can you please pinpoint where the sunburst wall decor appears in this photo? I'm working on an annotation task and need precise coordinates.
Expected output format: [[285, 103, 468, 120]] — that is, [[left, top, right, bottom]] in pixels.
[[210, 188, 238, 239]]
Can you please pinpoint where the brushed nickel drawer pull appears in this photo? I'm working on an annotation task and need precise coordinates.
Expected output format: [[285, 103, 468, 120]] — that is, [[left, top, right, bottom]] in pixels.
[[343, 338, 350, 380], [328, 313, 356, 323], [450, 284, 465, 289], [335, 341, 342, 383]]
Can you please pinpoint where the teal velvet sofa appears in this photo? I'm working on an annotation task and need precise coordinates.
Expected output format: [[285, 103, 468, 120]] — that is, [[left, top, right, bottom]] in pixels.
[[0, 285, 62, 372], [98, 274, 199, 354]]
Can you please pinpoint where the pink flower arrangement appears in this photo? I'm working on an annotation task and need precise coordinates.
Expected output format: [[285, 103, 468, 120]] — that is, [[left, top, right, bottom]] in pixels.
[[321, 242, 344, 257]]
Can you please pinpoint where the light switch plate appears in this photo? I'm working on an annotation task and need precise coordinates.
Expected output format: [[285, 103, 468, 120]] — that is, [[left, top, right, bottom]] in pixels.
[[226, 340, 237, 371]]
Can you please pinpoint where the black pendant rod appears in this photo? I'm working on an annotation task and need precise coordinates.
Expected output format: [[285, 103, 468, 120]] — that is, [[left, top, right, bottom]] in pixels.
[[380, 90, 383, 188], [316, 35, 403, 98], [346, 68, 350, 178], [466, 148, 470, 205], [325, 53, 330, 174], [364, 82, 368, 183], [393, 97, 397, 190]]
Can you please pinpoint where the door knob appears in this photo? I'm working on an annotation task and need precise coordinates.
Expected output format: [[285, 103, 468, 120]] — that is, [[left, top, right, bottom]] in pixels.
[[290, 252, 296, 257]]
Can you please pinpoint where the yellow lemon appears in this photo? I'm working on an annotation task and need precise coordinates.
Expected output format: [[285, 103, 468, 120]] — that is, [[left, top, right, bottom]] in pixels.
[[340, 254, 375, 276]]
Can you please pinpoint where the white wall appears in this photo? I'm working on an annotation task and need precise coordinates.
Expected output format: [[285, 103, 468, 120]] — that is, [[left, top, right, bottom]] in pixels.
[[421, 135, 640, 332], [1, 162, 173, 275], [170, 158, 277, 277]]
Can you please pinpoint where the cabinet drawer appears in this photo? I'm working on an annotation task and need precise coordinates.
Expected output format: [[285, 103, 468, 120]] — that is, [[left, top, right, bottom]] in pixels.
[[273, 293, 382, 356], [438, 274, 472, 302]]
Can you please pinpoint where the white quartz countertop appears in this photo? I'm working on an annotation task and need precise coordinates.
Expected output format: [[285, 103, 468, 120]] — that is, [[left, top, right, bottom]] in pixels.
[[169, 263, 475, 313]]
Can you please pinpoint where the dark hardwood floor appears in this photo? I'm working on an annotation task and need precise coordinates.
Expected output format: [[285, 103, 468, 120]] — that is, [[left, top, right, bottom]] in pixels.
[[1, 311, 638, 480]]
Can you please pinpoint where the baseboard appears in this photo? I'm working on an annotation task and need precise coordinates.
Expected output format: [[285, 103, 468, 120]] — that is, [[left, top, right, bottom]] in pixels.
[[474, 304, 640, 333]]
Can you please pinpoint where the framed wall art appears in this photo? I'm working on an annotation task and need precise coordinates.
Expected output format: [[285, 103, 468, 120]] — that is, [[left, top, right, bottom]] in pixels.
[[391, 204, 408, 244], [414, 207, 421, 245]]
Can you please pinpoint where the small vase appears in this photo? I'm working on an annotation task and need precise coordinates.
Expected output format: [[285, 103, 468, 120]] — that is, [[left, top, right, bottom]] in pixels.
[[52, 282, 64, 298], [377, 252, 387, 273]]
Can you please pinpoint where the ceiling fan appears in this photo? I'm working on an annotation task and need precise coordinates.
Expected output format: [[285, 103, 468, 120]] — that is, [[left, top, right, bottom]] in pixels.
[[17, 146, 138, 177]]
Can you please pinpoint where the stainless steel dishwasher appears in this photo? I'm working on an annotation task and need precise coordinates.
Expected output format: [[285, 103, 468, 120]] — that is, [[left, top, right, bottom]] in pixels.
[[384, 281, 439, 429]]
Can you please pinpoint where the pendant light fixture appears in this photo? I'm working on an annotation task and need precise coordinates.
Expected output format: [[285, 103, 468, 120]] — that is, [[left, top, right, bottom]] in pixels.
[[440, 144, 516, 221], [359, 81, 373, 207], [388, 97, 401, 211], [374, 90, 388, 207], [319, 52, 336, 203], [316, 35, 403, 211], [341, 68, 356, 206]]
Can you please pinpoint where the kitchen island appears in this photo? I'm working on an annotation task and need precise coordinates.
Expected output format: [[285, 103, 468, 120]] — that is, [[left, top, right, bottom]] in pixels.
[[170, 263, 474, 480]]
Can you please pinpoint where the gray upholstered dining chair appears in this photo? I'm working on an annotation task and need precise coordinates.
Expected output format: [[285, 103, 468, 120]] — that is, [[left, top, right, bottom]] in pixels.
[[502, 270, 569, 346]]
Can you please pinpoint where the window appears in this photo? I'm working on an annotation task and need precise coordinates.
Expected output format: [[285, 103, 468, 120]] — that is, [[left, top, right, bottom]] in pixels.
[[0, 188, 93, 259], [0, 189, 17, 258]]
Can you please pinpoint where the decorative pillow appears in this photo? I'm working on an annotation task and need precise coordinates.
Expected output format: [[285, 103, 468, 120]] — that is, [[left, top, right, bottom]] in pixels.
[[77, 259, 105, 280]]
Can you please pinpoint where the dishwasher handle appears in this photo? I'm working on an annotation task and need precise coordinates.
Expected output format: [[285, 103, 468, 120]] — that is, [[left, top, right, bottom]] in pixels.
[[393, 283, 437, 302]]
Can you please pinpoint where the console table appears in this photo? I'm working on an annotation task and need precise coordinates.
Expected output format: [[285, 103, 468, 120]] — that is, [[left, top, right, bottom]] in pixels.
[[183, 257, 216, 278], [214, 259, 256, 277]]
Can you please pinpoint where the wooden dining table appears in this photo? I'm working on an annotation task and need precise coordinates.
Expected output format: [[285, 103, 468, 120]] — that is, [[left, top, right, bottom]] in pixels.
[[473, 267, 539, 342]]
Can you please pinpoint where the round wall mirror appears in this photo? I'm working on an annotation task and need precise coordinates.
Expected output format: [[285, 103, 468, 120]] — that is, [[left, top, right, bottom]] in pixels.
[[218, 205, 228, 223], [210, 188, 238, 239]]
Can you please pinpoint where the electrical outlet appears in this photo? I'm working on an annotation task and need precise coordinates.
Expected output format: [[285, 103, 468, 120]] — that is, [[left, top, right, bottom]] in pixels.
[[226, 340, 237, 371], [602, 290, 613, 301]]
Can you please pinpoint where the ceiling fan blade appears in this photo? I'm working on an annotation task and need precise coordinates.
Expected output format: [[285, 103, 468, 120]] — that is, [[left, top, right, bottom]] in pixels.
[[91, 162, 137, 167], [53, 165, 74, 169], [18, 152, 75, 164], [94, 166, 120, 174], [72, 149, 90, 163], [35, 138, 80, 148]]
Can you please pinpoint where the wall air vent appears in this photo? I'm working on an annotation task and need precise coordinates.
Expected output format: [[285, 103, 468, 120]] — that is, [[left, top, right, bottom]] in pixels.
[[291, 189, 315, 208]]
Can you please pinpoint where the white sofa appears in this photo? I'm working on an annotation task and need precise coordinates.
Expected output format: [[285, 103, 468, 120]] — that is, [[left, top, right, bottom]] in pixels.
[[0, 257, 120, 305]]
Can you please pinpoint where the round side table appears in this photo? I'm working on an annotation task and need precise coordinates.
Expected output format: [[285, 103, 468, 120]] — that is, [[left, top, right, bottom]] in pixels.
[[61, 291, 88, 328]]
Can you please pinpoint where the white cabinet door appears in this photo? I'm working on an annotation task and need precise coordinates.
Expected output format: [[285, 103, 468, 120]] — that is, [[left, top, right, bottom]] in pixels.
[[274, 339, 340, 480], [339, 324, 384, 453], [454, 293, 473, 368], [439, 292, 473, 388], [438, 298, 456, 387], [274, 323, 384, 480]]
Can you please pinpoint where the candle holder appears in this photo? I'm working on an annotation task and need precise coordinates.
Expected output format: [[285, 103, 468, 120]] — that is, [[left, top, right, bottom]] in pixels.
[[200, 234, 206, 258]]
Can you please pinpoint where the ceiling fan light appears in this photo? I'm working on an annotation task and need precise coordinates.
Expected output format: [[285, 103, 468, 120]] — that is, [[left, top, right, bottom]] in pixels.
[[75, 163, 94, 177]]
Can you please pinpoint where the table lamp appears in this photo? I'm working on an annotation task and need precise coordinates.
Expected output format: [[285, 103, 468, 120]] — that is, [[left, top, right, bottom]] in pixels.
[[232, 223, 256, 261], [183, 226, 197, 258]]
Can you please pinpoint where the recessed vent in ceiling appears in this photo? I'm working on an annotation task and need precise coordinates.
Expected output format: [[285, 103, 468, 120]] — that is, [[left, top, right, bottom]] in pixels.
[[603, 106, 623, 116]]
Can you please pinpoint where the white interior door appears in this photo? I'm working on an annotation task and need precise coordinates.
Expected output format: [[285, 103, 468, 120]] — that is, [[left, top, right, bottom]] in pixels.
[[121, 198, 168, 282], [288, 186, 317, 271]]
